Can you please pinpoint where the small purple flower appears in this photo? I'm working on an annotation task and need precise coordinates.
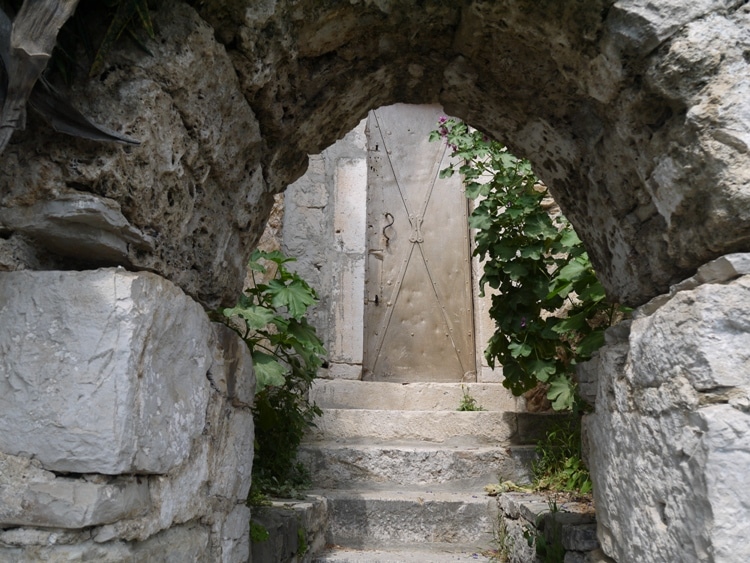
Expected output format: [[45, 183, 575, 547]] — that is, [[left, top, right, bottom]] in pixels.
[[448, 143, 457, 151], [520, 316, 527, 328], [439, 126, 448, 137], [438, 116, 448, 124]]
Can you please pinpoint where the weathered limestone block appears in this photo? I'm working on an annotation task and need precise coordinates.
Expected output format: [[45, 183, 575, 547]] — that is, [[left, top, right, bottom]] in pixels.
[[210, 503, 252, 563], [0, 268, 212, 474], [0, 0, 270, 308], [0, 192, 154, 265], [89, 385, 253, 548], [210, 322, 256, 408], [0, 451, 150, 529], [585, 270, 750, 562], [0, 522, 211, 563]]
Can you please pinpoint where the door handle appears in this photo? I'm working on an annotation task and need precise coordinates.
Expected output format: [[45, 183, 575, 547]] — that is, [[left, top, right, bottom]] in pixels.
[[383, 212, 395, 246]]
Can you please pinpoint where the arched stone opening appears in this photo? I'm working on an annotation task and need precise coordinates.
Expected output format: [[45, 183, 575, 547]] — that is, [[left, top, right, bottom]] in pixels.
[[1, 1, 746, 310], [197, 0, 750, 309], [0, 1, 748, 561]]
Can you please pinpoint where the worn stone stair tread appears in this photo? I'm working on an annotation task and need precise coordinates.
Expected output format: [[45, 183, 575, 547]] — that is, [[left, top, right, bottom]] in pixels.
[[312, 545, 494, 562], [310, 379, 517, 412], [318, 489, 497, 549], [298, 442, 534, 489], [307, 409, 517, 445]]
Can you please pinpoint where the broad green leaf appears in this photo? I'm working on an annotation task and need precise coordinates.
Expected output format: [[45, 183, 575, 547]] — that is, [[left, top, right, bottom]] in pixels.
[[551, 310, 589, 334], [556, 257, 588, 281], [547, 376, 575, 411], [577, 280, 607, 303], [223, 304, 276, 331], [527, 359, 557, 382], [266, 279, 318, 319], [252, 352, 287, 392], [492, 242, 519, 261], [508, 341, 533, 358], [520, 244, 542, 260], [559, 228, 582, 249], [576, 330, 606, 358], [502, 261, 529, 281]]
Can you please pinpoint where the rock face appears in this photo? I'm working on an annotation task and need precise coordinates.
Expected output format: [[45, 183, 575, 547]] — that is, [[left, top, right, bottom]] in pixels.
[[0, 269, 255, 562], [0, 0, 270, 308], [1, 0, 748, 308], [584, 254, 750, 562], [0, 1, 749, 561]]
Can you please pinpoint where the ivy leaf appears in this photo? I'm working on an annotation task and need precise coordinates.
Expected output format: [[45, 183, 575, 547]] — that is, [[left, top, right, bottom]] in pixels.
[[551, 310, 589, 334], [547, 376, 575, 411], [577, 280, 607, 303], [576, 330, 605, 358], [503, 261, 529, 281], [527, 359, 557, 382], [556, 257, 588, 282], [266, 279, 318, 319], [223, 304, 276, 331], [508, 341, 533, 358], [252, 351, 287, 392]]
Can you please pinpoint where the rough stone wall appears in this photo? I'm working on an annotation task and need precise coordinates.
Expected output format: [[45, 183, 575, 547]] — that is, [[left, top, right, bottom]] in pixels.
[[0, 269, 255, 561], [1, 1, 747, 309], [0, 0, 270, 308], [0, 1, 748, 561], [582, 254, 750, 563], [195, 0, 750, 306], [280, 119, 368, 380]]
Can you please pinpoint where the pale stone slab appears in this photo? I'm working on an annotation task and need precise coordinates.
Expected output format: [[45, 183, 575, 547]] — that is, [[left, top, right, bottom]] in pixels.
[[208, 322, 255, 407], [0, 451, 150, 529], [0, 193, 154, 264], [334, 157, 368, 254], [323, 490, 496, 549], [309, 380, 517, 412], [0, 268, 212, 474], [212, 504, 252, 563], [298, 443, 529, 490], [0, 522, 210, 562], [306, 409, 516, 445], [585, 275, 750, 562]]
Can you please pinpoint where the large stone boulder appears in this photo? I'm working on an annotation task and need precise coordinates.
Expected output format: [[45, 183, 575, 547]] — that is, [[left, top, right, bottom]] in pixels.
[[0, 268, 212, 474], [584, 254, 750, 562], [0, 268, 255, 561]]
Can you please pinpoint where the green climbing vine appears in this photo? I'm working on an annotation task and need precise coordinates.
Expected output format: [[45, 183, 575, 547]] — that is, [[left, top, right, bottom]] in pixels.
[[431, 118, 625, 410], [221, 250, 324, 499]]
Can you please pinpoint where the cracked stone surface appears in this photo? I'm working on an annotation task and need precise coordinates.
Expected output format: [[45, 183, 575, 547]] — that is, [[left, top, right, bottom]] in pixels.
[[0, 0, 747, 307], [584, 272, 750, 562]]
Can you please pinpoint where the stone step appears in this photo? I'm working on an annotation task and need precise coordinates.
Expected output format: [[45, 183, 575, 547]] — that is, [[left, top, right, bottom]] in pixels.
[[313, 545, 494, 562], [309, 380, 517, 412], [297, 443, 536, 490], [317, 490, 498, 550], [306, 409, 517, 445]]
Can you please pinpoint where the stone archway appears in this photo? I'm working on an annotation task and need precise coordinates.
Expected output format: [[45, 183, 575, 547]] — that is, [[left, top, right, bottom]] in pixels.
[[0, 1, 748, 561]]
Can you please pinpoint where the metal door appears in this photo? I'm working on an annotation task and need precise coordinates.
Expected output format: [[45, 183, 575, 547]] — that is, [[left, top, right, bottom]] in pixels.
[[363, 104, 476, 382]]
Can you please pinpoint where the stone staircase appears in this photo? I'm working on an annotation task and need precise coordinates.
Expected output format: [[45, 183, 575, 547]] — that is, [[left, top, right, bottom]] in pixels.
[[297, 379, 540, 562]]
